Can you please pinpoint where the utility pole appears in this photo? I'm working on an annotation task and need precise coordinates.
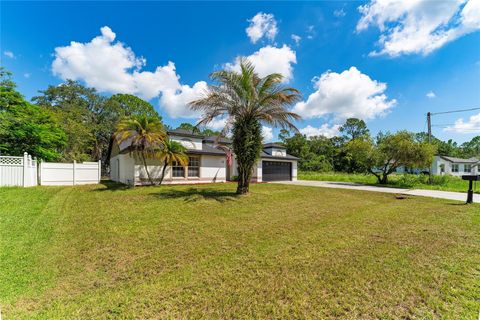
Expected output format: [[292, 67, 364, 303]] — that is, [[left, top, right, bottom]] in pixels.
[[427, 112, 432, 143], [427, 112, 432, 184]]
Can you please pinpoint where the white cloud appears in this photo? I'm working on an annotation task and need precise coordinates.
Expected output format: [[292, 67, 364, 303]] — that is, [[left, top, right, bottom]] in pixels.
[[291, 34, 301, 46], [293, 66, 396, 121], [357, 0, 480, 57], [23, 73, 31, 78], [262, 126, 274, 142], [306, 25, 316, 39], [426, 91, 436, 98], [334, 8, 346, 17], [444, 113, 480, 134], [300, 124, 341, 138], [225, 45, 297, 82], [246, 12, 278, 44], [52, 26, 205, 118], [4, 51, 15, 59]]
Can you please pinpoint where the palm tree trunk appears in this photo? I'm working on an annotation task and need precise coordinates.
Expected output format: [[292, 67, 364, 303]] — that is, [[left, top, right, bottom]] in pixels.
[[236, 165, 251, 194], [158, 162, 168, 185], [141, 152, 154, 185]]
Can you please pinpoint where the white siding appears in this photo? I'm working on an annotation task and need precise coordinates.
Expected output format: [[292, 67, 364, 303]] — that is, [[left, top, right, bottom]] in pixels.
[[110, 154, 136, 185]]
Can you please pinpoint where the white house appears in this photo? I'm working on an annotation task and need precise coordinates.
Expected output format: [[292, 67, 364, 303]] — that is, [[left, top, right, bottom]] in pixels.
[[109, 128, 299, 185], [431, 155, 479, 176]]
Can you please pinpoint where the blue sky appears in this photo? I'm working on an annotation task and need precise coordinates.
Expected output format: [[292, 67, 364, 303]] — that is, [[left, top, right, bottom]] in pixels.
[[2, 1, 480, 143]]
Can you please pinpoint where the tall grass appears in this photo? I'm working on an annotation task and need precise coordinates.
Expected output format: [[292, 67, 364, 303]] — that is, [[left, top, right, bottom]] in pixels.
[[299, 171, 478, 193]]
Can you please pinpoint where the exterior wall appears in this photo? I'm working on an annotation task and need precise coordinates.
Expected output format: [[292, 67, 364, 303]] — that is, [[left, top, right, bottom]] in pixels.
[[110, 154, 136, 185], [170, 135, 203, 150], [228, 157, 298, 182], [132, 154, 226, 185], [431, 156, 478, 176]]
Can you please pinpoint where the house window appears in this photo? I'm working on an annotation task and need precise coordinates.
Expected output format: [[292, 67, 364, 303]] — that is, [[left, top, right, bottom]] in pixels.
[[172, 161, 185, 177], [452, 164, 459, 173], [188, 156, 200, 177], [464, 164, 472, 173]]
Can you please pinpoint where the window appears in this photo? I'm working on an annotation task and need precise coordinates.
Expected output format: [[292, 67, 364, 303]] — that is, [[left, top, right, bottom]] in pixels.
[[188, 156, 200, 177], [172, 161, 185, 177], [452, 164, 459, 173], [464, 164, 471, 173]]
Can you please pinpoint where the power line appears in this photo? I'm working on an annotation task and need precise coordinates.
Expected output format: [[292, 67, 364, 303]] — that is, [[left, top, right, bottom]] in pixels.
[[430, 107, 480, 116]]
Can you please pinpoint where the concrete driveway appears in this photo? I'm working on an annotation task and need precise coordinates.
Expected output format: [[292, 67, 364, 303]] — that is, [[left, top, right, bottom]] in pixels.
[[274, 180, 480, 203]]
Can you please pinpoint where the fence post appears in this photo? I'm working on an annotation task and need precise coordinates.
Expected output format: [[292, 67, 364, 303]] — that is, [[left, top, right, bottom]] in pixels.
[[98, 160, 101, 183], [22, 152, 28, 187], [73, 160, 76, 186]]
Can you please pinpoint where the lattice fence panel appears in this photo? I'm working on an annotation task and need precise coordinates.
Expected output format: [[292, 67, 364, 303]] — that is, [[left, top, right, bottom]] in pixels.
[[0, 157, 23, 166]]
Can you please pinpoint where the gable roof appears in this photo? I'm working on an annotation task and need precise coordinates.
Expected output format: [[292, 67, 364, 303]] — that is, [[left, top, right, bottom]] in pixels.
[[439, 155, 479, 164]]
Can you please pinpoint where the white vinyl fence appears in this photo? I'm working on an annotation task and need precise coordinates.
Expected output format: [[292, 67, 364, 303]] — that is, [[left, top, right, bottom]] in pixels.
[[0, 152, 101, 187], [39, 161, 101, 186], [0, 153, 38, 187]]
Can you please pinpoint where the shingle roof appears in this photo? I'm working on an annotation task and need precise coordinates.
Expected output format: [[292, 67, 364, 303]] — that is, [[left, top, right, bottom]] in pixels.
[[439, 156, 479, 164], [203, 135, 232, 144], [167, 128, 204, 138], [263, 143, 286, 149]]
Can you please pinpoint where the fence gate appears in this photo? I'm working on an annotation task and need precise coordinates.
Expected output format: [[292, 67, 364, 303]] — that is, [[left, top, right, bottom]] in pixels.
[[0, 153, 37, 187]]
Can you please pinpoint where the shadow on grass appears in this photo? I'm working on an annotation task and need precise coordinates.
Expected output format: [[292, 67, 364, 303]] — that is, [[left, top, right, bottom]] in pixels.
[[94, 180, 132, 192], [152, 187, 239, 203]]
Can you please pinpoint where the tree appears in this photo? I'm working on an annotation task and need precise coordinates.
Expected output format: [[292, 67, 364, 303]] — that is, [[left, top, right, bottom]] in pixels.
[[339, 118, 369, 140], [0, 68, 26, 110], [345, 131, 436, 184], [190, 60, 301, 194], [0, 70, 66, 160], [158, 139, 188, 185], [106, 94, 160, 123], [33, 80, 105, 161], [114, 116, 167, 185], [178, 122, 199, 133]]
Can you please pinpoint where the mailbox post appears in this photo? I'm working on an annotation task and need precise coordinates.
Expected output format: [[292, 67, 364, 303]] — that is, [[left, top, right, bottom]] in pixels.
[[461, 175, 479, 204]]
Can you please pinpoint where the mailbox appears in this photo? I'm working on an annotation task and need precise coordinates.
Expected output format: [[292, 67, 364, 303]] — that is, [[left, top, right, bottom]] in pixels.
[[462, 175, 479, 204]]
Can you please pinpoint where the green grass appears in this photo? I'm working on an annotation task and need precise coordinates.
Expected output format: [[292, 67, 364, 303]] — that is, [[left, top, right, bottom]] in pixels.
[[299, 171, 479, 193], [1, 182, 479, 319]]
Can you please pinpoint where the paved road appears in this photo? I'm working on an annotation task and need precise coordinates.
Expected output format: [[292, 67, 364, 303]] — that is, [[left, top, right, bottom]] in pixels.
[[275, 180, 480, 203]]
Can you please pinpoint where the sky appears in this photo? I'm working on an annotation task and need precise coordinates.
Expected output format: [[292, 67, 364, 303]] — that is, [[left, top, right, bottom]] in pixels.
[[1, 1, 480, 143]]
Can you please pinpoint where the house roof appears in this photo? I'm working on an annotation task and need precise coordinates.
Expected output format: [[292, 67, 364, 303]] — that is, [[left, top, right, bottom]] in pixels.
[[439, 156, 479, 164], [167, 128, 204, 138], [186, 143, 227, 156], [263, 142, 286, 149], [203, 135, 232, 144]]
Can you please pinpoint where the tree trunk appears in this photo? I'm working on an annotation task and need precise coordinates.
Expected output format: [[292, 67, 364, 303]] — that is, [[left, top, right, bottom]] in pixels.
[[236, 165, 251, 194], [141, 152, 154, 185], [232, 118, 263, 195], [380, 173, 389, 184], [158, 162, 168, 185]]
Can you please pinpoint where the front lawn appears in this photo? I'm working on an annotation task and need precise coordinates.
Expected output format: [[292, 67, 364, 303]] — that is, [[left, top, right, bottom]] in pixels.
[[299, 171, 479, 193], [1, 182, 479, 319]]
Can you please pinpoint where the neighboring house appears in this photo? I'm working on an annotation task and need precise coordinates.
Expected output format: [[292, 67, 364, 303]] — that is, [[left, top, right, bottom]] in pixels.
[[109, 128, 299, 185], [431, 155, 479, 177]]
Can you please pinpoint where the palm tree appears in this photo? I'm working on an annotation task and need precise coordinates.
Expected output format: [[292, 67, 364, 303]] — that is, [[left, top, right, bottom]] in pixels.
[[115, 115, 167, 185], [158, 138, 189, 185], [189, 60, 301, 194]]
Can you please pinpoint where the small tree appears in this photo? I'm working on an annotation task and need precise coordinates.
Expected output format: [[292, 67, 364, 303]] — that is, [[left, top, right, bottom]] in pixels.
[[158, 139, 188, 185], [345, 131, 435, 184], [115, 116, 167, 185]]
